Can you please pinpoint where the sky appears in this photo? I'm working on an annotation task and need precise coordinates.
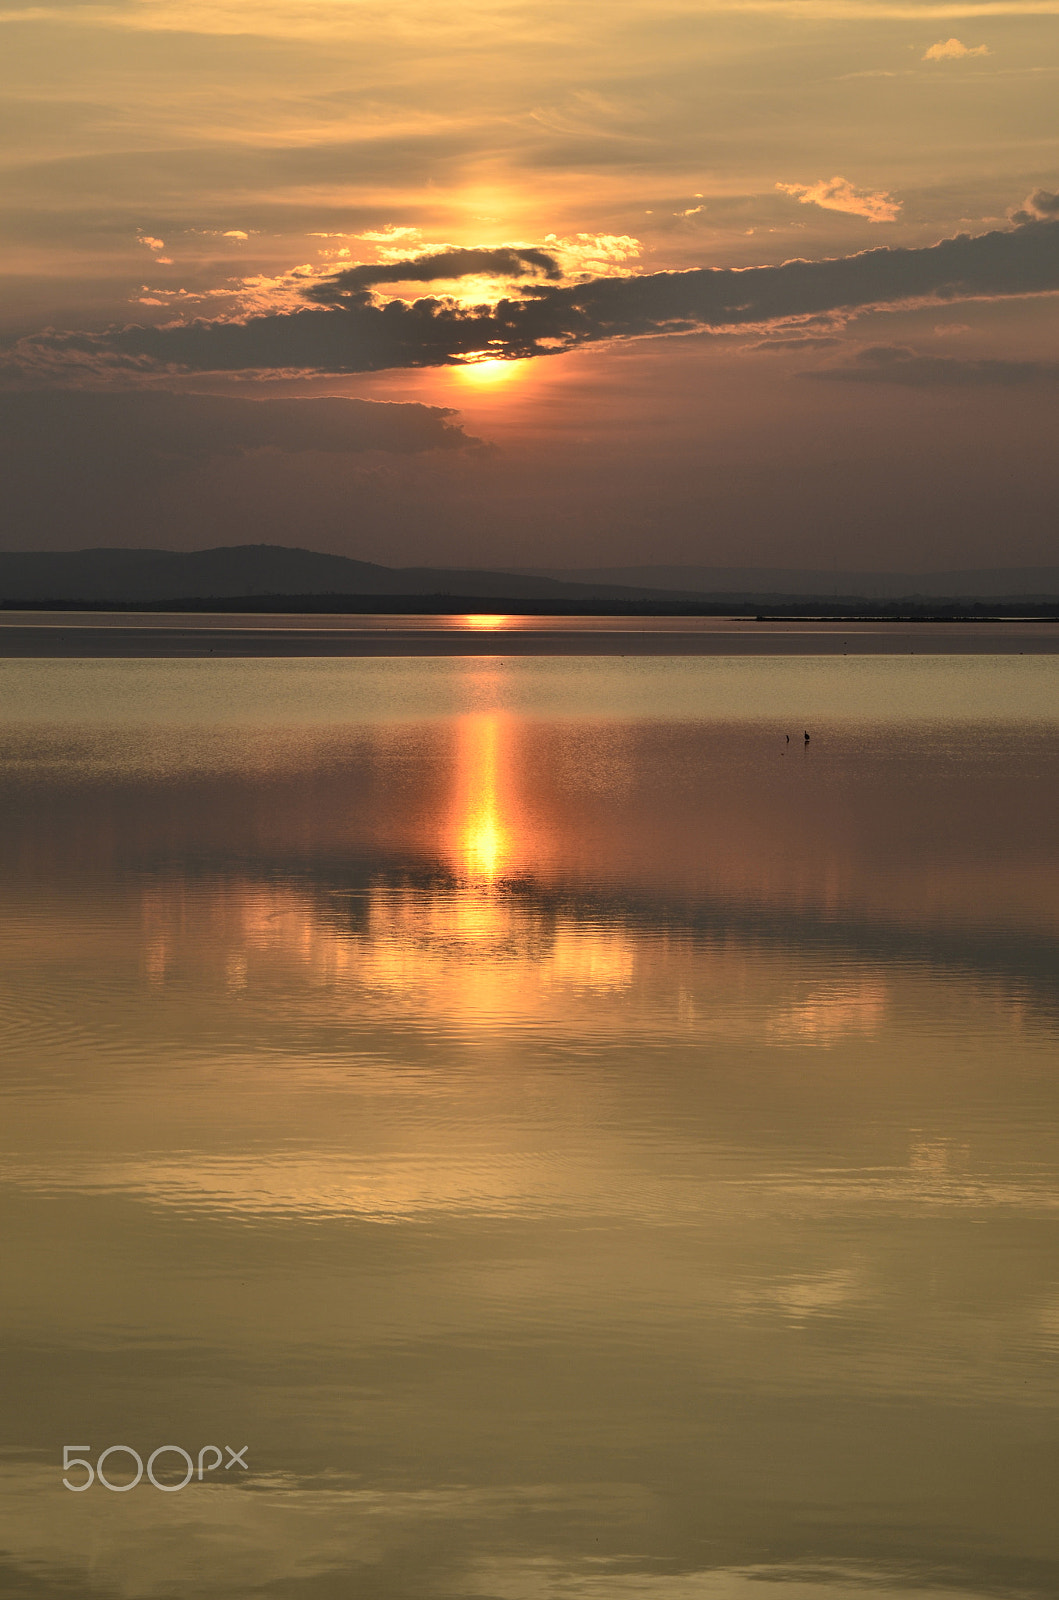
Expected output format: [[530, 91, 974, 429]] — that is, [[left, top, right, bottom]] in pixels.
[[2, 0, 1058, 573]]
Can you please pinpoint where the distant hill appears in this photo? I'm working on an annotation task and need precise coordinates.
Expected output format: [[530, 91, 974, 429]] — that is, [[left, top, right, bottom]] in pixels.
[[0, 546, 675, 605], [3, 546, 1058, 609], [517, 564, 1059, 600]]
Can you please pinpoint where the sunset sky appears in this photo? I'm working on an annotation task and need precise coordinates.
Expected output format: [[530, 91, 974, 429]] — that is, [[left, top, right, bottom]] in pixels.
[[2, 0, 1058, 571]]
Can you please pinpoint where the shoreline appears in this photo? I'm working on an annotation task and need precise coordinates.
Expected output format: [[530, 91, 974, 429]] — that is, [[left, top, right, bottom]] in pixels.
[[1, 615, 1058, 657]]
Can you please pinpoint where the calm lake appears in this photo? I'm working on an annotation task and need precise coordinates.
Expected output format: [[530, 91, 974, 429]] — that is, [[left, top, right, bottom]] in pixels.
[[2, 651, 1057, 1600]]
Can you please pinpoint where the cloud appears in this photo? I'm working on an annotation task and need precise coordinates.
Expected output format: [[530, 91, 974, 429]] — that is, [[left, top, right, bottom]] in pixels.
[[1010, 187, 1059, 225], [803, 344, 1059, 386], [544, 233, 642, 278], [5, 218, 1058, 382], [303, 246, 563, 305], [0, 391, 481, 465], [744, 334, 843, 352], [0, 391, 486, 555], [357, 227, 422, 244], [922, 38, 990, 60], [776, 176, 900, 222], [0, 390, 483, 547], [136, 233, 173, 264]]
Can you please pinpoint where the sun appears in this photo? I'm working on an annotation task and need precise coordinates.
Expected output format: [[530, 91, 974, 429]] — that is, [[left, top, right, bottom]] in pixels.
[[453, 357, 528, 388]]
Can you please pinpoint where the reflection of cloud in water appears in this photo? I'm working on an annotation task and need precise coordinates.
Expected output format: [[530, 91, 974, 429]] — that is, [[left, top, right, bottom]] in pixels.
[[10, 1132, 1059, 1228], [767, 980, 888, 1045], [0, 1463, 1015, 1600], [739, 1268, 863, 1323], [0, 1466, 646, 1600], [547, 924, 635, 992], [136, 873, 899, 1044], [467, 1558, 1001, 1600]]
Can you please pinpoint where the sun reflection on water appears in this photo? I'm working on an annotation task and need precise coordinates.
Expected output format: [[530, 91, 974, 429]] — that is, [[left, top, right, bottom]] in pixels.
[[454, 712, 511, 884], [123, 706, 929, 1060]]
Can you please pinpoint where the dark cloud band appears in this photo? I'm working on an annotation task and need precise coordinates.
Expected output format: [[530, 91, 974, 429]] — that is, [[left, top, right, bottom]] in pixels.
[[0, 390, 480, 463], [304, 247, 563, 304], [7, 218, 1059, 380]]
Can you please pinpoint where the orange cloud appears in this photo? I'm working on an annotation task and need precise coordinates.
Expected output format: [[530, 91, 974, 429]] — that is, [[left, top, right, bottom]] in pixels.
[[777, 176, 900, 223], [923, 38, 990, 61], [543, 233, 642, 279], [357, 226, 422, 245]]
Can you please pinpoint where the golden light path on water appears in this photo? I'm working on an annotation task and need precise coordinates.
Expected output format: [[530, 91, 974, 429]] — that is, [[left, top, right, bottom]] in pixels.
[[456, 712, 510, 882]]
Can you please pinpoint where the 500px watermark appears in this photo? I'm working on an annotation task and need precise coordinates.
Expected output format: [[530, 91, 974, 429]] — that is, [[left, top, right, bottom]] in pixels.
[[62, 1444, 248, 1492]]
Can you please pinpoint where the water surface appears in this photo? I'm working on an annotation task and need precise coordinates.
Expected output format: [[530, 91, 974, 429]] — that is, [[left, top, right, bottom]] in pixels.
[[1, 656, 1057, 1600]]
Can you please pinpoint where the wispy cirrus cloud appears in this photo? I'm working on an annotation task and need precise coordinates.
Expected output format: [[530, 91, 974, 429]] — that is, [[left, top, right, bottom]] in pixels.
[[776, 176, 900, 223], [5, 216, 1058, 384], [803, 343, 1059, 386]]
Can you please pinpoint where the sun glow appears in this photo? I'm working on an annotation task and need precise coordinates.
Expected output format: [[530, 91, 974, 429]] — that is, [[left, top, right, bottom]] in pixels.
[[454, 357, 528, 387], [464, 614, 509, 629]]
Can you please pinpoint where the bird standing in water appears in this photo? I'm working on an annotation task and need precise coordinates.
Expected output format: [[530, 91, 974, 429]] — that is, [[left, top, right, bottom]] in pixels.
[[804, 730, 810, 744]]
